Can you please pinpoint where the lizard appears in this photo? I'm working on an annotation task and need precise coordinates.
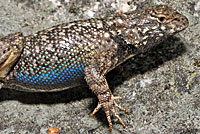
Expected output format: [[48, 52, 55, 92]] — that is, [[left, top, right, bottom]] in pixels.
[[0, 5, 189, 131]]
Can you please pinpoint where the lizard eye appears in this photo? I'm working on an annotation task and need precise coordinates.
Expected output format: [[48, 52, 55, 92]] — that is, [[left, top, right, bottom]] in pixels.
[[158, 17, 166, 22]]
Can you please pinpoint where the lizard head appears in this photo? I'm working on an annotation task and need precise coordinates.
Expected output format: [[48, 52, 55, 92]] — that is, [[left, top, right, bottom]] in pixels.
[[145, 5, 189, 34], [0, 32, 24, 78], [120, 5, 189, 51]]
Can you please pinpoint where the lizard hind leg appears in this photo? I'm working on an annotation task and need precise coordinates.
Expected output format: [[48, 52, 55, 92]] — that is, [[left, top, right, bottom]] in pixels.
[[85, 65, 128, 131]]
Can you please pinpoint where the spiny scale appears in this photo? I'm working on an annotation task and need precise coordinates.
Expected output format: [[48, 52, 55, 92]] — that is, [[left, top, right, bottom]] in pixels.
[[0, 5, 188, 131]]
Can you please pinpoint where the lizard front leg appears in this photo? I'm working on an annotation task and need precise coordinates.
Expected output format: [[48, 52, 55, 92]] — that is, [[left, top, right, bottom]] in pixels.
[[84, 53, 128, 131]]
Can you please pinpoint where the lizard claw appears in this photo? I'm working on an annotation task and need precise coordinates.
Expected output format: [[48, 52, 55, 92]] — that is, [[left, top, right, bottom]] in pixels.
[[90, 95, 128, 131]]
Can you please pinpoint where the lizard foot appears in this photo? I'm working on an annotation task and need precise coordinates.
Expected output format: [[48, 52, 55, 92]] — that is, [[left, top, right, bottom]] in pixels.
[[90, 95, 128, 131]]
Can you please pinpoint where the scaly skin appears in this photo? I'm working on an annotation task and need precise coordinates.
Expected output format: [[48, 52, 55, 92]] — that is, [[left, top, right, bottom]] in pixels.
[[0, 5, 188, 131]]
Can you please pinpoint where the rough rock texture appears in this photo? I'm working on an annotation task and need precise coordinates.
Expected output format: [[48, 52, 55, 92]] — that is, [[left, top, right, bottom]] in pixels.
[[0, 0, 199, 133]]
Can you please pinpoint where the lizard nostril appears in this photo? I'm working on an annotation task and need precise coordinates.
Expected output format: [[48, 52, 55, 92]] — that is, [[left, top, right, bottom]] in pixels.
[[174, 18, 180, 21]]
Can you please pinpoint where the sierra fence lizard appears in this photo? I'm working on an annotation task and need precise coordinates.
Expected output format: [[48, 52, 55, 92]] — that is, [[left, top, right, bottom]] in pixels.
[[0, 5, 188, 131]]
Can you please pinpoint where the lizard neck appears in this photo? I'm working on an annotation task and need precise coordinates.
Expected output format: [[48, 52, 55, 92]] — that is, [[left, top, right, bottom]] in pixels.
[[111, 34, 137, 66]]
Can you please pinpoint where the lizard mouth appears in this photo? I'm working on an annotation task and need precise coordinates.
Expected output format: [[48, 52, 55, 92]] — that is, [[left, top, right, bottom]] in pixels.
[[167, 15, 189, 34], [173, 15, 189, 31]]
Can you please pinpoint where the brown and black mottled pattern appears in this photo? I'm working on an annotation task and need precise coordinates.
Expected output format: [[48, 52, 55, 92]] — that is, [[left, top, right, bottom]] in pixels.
[[0, 5, 188, 131]]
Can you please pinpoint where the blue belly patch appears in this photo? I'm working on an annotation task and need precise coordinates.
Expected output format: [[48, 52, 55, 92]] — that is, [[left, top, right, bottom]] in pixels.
[[15, 64, 86, 85]]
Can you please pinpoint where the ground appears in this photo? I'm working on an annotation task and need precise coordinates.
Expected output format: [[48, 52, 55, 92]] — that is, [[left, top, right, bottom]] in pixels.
[[0, 0, 199, 134]]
